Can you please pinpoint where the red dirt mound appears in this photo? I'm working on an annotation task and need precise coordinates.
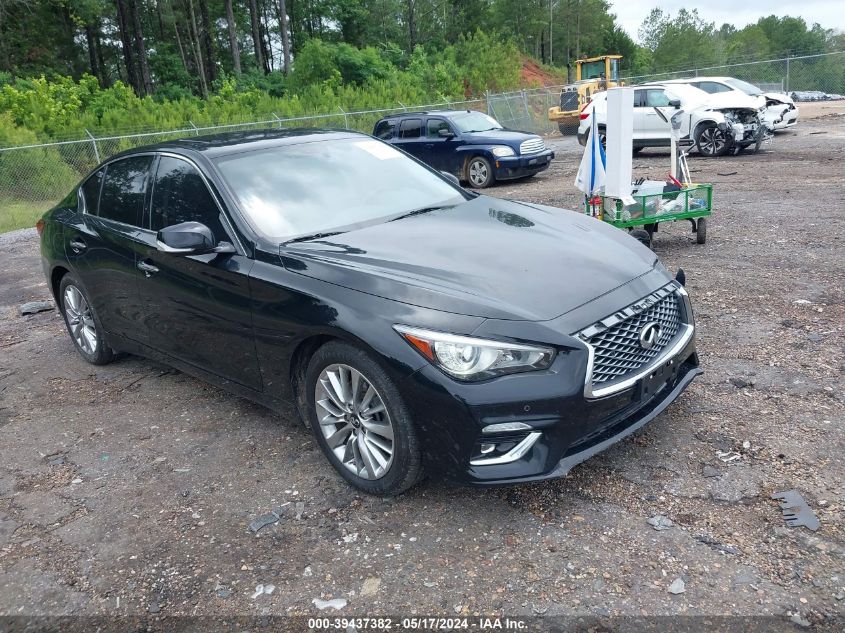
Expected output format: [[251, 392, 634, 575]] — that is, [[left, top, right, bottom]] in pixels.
[[521, 57, 563, 87]]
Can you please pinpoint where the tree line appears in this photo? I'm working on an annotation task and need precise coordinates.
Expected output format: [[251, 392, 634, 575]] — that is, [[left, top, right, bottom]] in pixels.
[[0, 1, 842, 101]]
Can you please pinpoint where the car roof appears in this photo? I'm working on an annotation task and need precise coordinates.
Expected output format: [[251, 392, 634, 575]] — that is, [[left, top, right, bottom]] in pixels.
[[106, 128, 367, 161], [661, 77, 733, 84]]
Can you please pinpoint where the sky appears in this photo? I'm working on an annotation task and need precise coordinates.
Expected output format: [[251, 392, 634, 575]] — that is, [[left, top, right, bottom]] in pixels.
[[611, 1, 844, 42]]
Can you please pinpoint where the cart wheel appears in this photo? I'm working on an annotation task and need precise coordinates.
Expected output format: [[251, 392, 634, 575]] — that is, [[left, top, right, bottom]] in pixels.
[[696, 218, 707, 244], [631, 229, 652, 248]]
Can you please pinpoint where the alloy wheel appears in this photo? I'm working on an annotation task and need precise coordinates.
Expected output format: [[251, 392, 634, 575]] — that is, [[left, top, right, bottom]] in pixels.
[[315, 363, 395, 480], [468, 159, 489, 187], [63, 285, 98, 355], [698, 127, 725, 156]]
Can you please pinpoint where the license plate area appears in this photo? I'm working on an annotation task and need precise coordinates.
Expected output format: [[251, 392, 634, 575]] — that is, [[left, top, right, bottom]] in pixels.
[[636, 356, 679, 401]]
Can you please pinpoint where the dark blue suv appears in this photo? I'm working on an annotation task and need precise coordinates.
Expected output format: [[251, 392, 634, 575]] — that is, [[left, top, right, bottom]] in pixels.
[[373, 110, 554, 188]]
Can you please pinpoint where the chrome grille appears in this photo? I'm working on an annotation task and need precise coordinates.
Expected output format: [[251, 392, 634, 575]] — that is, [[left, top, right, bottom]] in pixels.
[[582, 287, 683, 386], [519, 138, 545, 155]]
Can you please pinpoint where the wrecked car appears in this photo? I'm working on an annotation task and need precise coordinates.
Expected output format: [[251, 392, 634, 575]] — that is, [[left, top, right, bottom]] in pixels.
[[663, 77, 799, 131], [579, 83, 769, 157]]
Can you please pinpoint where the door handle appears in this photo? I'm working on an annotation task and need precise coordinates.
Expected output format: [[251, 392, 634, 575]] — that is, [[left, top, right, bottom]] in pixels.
[[137, 260, 160, 277], [69, 237, 87, 253]]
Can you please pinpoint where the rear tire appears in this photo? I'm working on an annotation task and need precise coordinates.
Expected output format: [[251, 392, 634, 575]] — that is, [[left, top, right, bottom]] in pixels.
[[305, 341, 422, 496], [58, 274, 115, 365]]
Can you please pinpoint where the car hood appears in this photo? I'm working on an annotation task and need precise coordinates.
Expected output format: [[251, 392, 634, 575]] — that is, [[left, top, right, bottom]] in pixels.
[[699, 91, 763, 112], [280, 196, 657, 322], [764, 91, 794, 105], [463, 129, 539, 145]]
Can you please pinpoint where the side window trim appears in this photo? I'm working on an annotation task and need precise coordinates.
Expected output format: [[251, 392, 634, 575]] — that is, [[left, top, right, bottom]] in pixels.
[[89, 153, 155, 228], [79, 167, 105, 215], [146, 152, 246, 256]]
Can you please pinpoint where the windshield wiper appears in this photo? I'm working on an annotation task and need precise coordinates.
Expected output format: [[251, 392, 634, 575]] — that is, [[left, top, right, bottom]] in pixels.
[[282, 231, 345, 245], [390, 205, 455, 222]]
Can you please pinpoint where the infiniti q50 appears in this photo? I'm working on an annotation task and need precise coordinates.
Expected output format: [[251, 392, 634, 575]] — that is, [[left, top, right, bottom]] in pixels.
[[38, 129, 700, 495]]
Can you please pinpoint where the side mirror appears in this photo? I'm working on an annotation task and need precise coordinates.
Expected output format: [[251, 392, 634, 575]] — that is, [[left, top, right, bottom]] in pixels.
[[156, 221, 234, 255], [438, 128, 455, 139], [668, 99, 681, 109], [440, 171, 460, 187]]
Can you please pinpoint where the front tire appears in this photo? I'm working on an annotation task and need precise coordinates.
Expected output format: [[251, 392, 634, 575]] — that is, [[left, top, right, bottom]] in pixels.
[[695, 123, 729, 157], [58, 274, 115, 365], [467, 156, 494, 188], [305, 341, 422, 496]]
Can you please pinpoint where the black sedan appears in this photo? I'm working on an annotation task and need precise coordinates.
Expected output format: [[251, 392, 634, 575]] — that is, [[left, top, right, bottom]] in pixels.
[[38, 129, 701, 495]]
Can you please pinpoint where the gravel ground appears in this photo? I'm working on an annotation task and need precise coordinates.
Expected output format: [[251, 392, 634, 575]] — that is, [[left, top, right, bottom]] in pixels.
[[0, 103, 843, 628]]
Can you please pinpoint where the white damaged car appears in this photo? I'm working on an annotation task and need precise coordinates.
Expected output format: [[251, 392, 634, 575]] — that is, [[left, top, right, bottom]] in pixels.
[[578, 82, 769, 157], [662, 77, 799, 131]]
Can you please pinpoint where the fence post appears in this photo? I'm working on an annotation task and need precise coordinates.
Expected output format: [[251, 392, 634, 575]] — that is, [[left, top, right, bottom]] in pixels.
[[189, 120, 199, 136], [521, 89, 531, 131], [485, 90, 491, 116], [785, 56, 790, 93], [84, 129, 100, 163], [338, 106, 349, 129]]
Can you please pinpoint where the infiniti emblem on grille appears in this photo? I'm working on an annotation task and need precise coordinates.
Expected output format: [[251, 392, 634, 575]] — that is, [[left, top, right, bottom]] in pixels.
[[639, 321, 662, 350]]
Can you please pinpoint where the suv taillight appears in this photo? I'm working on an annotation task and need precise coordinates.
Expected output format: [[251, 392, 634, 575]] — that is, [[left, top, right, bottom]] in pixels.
[[579, 102, 591, 120], [36, 219, 45, 236]]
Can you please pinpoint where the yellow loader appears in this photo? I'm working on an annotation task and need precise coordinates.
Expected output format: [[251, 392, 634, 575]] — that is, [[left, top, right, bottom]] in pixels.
[[548, 55, 623, 135]]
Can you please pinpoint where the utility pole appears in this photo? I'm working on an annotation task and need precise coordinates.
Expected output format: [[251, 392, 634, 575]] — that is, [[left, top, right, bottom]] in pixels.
[[549, 0, 553, 65]]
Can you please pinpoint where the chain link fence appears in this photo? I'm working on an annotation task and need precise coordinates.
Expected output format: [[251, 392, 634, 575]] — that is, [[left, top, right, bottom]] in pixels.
[[2, 51, 844, 232]]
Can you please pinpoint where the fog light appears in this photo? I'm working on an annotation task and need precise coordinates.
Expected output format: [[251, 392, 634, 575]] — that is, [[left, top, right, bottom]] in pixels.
[[479, 443, 495, 454]]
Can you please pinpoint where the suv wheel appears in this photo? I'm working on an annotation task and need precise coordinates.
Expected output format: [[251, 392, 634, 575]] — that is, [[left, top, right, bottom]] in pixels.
[[695, 123, 729, 157], [467, 156, 494, 188], [305, 341, 422, 496]]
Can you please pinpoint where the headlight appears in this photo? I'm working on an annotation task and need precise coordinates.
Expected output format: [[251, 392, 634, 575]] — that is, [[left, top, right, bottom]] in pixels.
[[491, 146, 515, 157], [394, 325, 554, 381]]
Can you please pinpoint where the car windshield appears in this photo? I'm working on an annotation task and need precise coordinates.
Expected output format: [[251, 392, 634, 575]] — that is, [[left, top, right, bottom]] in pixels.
[[214, 137, 465, 242], [450, 112, 502, 133], [724, 78, 763, 96]]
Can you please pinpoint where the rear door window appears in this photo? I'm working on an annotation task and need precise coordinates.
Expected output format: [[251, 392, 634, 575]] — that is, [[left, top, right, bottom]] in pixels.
[[374, 120, 396, 139], [80, 168, 105, 215], [398, 118, 422, 139], [150, 156, 227, 242], [98, 156, 154, 226]]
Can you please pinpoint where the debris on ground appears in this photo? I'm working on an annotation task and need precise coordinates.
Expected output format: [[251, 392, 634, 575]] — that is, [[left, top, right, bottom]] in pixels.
[[717, 171, 738, 176], [716, 450, 742, 462], [789, 613, 812, 627], [667, 578, 686, 594], [312, 597, 347, 610], [771, 490, 821, 532], [248, 511, 280, 533], [729, 377, 754, 388], [361, 577, 381, 598], [295, 501, 305, 520], [695, 534, 740, 555], [702, 465, 721, 478], [19, 300, 53, 316], [251, 584, 275, 598], [646, 515, 674, 531]]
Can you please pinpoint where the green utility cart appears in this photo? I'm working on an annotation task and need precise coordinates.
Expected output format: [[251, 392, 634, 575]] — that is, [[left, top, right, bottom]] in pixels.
[[584, 183, 712, 247]]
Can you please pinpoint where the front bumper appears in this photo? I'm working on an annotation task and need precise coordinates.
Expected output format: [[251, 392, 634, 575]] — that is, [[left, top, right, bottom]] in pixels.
[[399, 305, 700, 485], [494, 149, 554, 180]]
